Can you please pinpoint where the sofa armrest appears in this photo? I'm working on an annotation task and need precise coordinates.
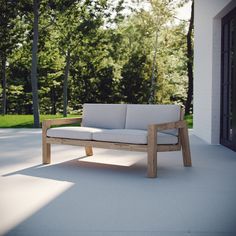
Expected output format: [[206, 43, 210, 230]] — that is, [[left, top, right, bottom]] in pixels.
[[42, 117, 82, 130], [148, 120, 187, 132], [42, 117, 82, 164], [147, 120, 187, 147]]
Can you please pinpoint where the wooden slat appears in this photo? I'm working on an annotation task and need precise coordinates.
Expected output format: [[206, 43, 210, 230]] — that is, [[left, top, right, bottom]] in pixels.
[[177, 108, 185, 145], [180, 108, 185, 120], [43, 117, 82, 127], [179, 124, 192, 166], [46, 137, 181, 153], [157, 144, 181, 152], [46, 137, 148, 152], [148, 120, 186, 131], [147, 125, 157, 178]]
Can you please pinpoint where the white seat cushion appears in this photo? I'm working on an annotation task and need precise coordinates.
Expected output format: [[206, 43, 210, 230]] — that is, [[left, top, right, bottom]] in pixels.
[[47, 127, 103, 140], [125, 104, 180, 135], [157, 132, 178, 144], [82, 104, 127, 129], [92, 129, 178, 145]]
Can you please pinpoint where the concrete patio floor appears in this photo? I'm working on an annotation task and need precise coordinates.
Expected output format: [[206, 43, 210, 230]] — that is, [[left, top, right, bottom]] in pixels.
[[0, 129, 236, 236]]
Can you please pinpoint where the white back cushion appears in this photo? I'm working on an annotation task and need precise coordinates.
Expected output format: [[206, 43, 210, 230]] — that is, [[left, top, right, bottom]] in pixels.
[[82, 104, 127, 129], [125, 104, 181, 131]]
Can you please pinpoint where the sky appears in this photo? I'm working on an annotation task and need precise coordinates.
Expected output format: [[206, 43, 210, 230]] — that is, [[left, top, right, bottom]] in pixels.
[[106, 0, 192, 28], [176, 1, 192, 21], [121, 0, 192, 21]]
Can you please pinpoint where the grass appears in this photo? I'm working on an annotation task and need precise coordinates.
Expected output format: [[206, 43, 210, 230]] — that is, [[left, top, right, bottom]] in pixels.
[[0, 114, 80, 128], [0, 114, 193, 128], [184, 114, 193, 128]]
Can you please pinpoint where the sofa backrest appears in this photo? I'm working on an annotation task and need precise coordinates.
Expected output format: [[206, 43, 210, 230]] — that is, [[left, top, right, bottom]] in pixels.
[[125, 104, 181, 133], [82, 104, 127, 129]]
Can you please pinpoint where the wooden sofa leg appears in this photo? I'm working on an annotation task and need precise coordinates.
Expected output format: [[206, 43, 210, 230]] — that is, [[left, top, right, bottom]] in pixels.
[[147, 151, 157, 178], [147, 126, 157, 178], [85, 146, 93, 156], [42, 121, 51, 164], [180, 126, 192, 167], [43, 142, 51, 164]]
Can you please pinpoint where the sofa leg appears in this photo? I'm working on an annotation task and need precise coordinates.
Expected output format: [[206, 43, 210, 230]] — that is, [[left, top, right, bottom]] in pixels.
[[85, 146, 93, 156], [43, 142, 51, 164], [180, 126, 192, 167], [42, 121, 51, 164], [147, 151, 157, 178], [147, 126, 157, 178]]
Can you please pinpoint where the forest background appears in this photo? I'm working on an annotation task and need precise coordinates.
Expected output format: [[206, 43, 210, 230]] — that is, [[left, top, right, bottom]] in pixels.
[[0, 0, 193, 127]]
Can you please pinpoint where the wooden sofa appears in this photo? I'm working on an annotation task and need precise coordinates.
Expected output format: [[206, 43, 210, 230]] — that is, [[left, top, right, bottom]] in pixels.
[[42, 104, 192, 178]]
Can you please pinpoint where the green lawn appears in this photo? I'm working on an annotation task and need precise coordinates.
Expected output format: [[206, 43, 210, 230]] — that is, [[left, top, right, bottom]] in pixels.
[[0, 114, 80, 128], [184, 114, 193, 128], [0, 114, 193, 128]]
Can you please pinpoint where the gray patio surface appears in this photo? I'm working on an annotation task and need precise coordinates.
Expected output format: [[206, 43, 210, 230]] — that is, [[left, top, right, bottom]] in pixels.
[[0, 128, 236, 236]]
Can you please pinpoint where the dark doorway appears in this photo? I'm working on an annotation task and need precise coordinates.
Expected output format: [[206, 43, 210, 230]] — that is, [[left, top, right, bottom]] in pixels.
[[221, 7, 236, 151]]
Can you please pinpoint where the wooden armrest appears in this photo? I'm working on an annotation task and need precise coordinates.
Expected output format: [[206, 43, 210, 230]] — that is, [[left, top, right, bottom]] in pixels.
[[42, 117, 82, 129], [148, 120, 187, 132]]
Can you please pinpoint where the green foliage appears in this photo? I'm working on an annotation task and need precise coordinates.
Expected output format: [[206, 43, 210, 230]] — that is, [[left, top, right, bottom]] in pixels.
[[0, 0, 192, 115], [0, 114, 80, 128], [184, 114, 193, 128], [0, 0, 23, 58], [120, 51, 150, 103], [0, 114, 193, 128]]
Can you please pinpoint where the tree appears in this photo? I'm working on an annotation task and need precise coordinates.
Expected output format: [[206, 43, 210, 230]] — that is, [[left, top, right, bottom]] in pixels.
[[120, 51, 150, 103], [1, 0, 193, 115], [30, 0, 40, 127], [184, 0, 194, 114], [148, 0, 172, 103], [0, 0, 21, 115], [63, 49, 70, 117], [54, 0, 111, 116], [29, 0, 77, 123], [1, 57, 6, 115], [117, 0, 180, 104]]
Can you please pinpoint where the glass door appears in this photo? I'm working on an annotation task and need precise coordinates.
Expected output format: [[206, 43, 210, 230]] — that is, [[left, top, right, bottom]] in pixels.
[[221, 7, 236, 151]]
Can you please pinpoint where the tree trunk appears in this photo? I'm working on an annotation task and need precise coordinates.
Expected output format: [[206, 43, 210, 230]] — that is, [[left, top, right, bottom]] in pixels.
[[149, 27, 159, 104], [63, 49, 70, 117], [30, 0, 40, 127], [185, 0, 194, 115], [1, 57, 7, 115], [51, 87, 56, 115]]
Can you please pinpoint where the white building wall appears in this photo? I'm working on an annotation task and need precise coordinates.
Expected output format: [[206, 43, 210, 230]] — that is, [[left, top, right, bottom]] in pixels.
[[193, 0, 235, 144]]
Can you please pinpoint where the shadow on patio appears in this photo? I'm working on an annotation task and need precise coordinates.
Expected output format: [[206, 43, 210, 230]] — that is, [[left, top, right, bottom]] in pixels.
[[0, 129, 236, 236]]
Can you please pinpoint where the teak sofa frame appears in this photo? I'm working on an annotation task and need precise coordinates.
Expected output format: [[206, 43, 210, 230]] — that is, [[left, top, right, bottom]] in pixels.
[[42, 110, 192, 178]]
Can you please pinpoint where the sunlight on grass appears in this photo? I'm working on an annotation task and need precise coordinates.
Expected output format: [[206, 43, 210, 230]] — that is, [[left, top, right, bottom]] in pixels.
[[185, 114, 193, 128], [0, 114, 80, 128], [0, 114, 193, 128]]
